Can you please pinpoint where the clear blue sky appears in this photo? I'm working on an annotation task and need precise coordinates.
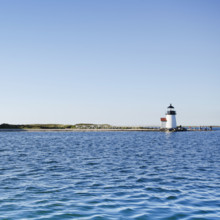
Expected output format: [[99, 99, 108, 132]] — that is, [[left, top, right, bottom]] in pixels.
[[0, 0, 219, 126]]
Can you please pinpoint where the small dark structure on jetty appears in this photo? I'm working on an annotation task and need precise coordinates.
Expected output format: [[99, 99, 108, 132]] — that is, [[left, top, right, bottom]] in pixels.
[[160, 125, 187, 132]]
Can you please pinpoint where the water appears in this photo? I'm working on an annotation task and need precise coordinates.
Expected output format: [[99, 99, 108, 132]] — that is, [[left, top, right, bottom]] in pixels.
[[0, 131, 220, 219]]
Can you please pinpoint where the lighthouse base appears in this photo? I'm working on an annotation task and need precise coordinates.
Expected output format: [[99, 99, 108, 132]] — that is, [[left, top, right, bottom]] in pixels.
[[165, 114, 177, 129]]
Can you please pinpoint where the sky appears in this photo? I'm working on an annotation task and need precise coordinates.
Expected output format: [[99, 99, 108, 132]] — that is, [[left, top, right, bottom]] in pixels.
[[0, 0, 220, 126]]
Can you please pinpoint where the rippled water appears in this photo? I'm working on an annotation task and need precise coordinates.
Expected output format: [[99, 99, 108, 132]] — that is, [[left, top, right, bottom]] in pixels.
[[0, 131, 220, 219]]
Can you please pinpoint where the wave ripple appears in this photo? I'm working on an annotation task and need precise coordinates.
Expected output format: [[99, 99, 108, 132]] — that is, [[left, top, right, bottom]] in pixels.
[[0, 131, 220, 219]]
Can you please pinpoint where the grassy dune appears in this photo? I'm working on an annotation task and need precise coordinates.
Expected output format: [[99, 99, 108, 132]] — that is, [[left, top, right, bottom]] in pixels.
[[0, 123, 113, 130], [0, 123, 75, 129], [0, 123, 155, 130]]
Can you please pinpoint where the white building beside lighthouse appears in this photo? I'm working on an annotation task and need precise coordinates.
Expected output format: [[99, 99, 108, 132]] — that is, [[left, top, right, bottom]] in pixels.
[[165, 104, 177, 129]]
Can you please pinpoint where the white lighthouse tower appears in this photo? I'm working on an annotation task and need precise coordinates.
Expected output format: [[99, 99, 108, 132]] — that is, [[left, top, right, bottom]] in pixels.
[[165, 104, 177, 129]]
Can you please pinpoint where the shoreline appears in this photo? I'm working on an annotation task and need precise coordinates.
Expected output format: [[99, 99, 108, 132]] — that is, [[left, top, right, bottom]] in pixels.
[[0, 128, 160, 132], [0, 128, 215, 132]]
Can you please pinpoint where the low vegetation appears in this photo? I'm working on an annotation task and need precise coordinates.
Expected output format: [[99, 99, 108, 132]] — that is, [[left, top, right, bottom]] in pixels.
[[0, 123, 158, 130], [0, 123, 75, 129]]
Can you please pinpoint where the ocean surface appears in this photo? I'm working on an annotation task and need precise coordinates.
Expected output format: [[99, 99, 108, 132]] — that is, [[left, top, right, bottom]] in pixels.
[[0, 131, 220, 220]]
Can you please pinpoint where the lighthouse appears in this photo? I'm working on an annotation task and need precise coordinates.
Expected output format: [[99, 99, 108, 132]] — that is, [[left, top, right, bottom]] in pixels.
[[165, 104, 177, 129]]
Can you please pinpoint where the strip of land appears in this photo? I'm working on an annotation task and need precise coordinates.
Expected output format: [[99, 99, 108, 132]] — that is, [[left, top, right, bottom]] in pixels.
[[0, 128, 160, 132], [0, 123, 159, 132], [0, 123, 218, 132]]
